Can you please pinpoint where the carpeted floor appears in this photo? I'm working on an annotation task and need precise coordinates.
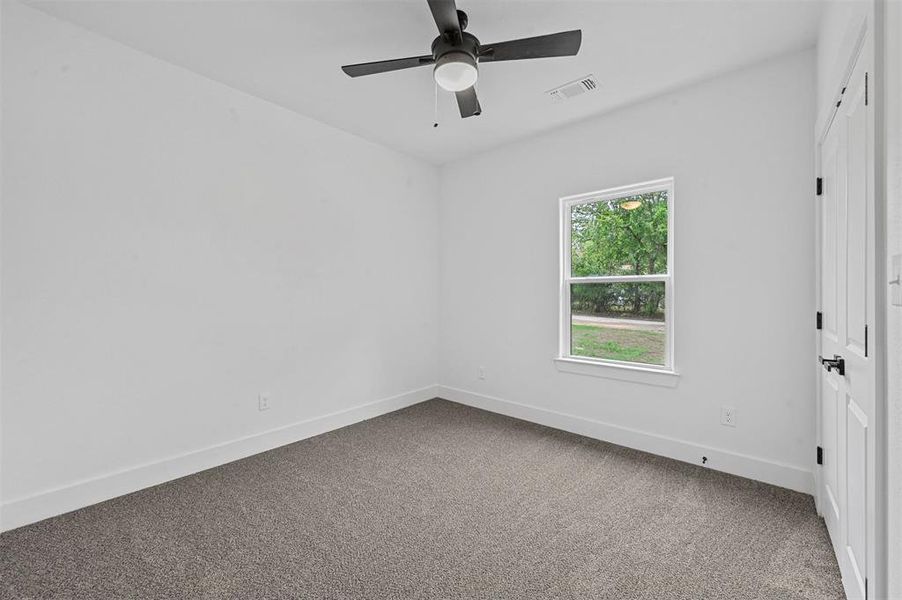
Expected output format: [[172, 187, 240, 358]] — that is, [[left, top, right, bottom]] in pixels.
[[1, 399, 843, 600]]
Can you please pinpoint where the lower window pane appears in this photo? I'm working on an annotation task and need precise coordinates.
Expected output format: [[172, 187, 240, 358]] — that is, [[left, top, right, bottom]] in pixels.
[[570, 282, 666, 366]]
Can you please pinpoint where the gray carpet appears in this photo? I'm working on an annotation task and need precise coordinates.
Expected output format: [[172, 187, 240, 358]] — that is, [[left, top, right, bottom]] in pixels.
[[1, 399, 843, 600]]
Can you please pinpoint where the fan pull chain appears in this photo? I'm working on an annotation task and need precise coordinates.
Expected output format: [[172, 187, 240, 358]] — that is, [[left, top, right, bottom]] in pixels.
[[433, 80, 439, 128]]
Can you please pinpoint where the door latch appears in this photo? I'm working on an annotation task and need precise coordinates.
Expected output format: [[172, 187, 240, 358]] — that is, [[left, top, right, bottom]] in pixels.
[[819, 355, 845, 376]]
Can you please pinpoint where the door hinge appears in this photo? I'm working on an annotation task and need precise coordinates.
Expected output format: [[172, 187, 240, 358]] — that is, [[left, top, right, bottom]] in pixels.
[[865, 325, 868, 357], [816, 177, 823, 196], [835, 86, 847, 108], [817, 446, 823, 465], [865, 577, 868, 599], [816, 311, 823, 330], [865, 73, 869, 106]]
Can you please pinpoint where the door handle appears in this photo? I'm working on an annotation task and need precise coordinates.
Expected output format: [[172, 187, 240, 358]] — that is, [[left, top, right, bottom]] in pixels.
[[819, 355, 845, 376]]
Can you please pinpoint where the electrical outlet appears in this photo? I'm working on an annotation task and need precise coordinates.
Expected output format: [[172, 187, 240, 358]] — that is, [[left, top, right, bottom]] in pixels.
[[721, 406, 736, 427], [258, 394, 270, 411], [477, 366, 486, 380]]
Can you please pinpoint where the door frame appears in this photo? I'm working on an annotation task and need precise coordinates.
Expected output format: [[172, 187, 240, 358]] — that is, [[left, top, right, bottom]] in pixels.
[[814, 13, 888, 600]]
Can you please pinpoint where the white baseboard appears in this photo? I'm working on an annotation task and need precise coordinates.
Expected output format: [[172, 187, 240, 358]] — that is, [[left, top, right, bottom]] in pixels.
[[1, 385, 438, 532], [2, 384, 814, 532], [437, 385, 814, 495]]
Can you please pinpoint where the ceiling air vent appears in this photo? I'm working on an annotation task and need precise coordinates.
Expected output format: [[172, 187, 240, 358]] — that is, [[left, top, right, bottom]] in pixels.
[[547, 75, 598, 102]]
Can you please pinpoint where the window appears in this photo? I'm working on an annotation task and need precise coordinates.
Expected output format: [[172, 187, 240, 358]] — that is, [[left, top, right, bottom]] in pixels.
[[559, 178, 674, 373]]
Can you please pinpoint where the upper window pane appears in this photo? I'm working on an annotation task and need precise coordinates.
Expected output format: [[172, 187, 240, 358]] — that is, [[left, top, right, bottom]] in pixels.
[[570, 189, 668, 277]]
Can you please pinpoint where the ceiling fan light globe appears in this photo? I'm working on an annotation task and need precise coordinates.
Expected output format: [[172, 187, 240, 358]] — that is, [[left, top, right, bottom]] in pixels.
[[433, 52, 478, 92], [619, 200, 642, 211]]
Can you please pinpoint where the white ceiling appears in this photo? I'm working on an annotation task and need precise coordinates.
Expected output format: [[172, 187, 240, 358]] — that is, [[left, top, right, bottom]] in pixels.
[[29, 0, 822, 164]]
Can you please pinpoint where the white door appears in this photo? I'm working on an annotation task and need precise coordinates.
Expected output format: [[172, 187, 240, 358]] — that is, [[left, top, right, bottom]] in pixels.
[[817, 42, 876, 600]]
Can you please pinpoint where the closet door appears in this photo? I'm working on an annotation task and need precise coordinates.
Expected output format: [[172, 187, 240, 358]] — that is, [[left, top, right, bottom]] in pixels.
[[817, 40, 875, 600]]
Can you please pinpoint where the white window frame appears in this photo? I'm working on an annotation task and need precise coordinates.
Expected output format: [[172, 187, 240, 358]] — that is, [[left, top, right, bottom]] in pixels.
[[558, 177, 676, 378]]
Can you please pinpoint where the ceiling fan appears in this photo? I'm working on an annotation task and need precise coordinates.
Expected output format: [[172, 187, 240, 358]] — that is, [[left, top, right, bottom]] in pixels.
[[341, 0, 582, 119]]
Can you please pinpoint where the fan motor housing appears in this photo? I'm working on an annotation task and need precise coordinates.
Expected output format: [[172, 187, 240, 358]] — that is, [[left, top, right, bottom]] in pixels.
[[431, 31, 480, 63]]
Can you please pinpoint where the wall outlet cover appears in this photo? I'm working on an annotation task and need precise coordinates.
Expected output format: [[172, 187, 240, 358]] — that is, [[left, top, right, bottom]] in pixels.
[[721, 406, 736, 427]]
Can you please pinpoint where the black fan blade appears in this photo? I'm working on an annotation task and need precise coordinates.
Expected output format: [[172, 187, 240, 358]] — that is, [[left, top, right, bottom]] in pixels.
[[479, 30, 582, 63], [427, 0, 460, 35], [456, 87, 481, 118], [342, 55, 434, 77]]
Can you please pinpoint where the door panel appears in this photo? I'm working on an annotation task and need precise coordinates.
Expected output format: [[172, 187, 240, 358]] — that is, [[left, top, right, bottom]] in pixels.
[[846, 396, 868, 596], [821, 131, 840, 342], [845, 82, 868, 357], [822, 372, 841, 531]]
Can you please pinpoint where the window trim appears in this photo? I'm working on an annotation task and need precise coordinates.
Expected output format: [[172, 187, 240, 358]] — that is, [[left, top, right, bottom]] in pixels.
[[559, 177, 676, 374]]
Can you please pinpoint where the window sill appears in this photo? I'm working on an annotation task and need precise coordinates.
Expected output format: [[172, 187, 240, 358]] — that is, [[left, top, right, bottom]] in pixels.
[[553, 357, 680, 387]]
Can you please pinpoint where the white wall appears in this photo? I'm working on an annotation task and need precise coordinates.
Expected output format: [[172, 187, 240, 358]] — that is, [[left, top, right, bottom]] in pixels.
[[0, 2, 439, 529], [438, 50, 816, 492]]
